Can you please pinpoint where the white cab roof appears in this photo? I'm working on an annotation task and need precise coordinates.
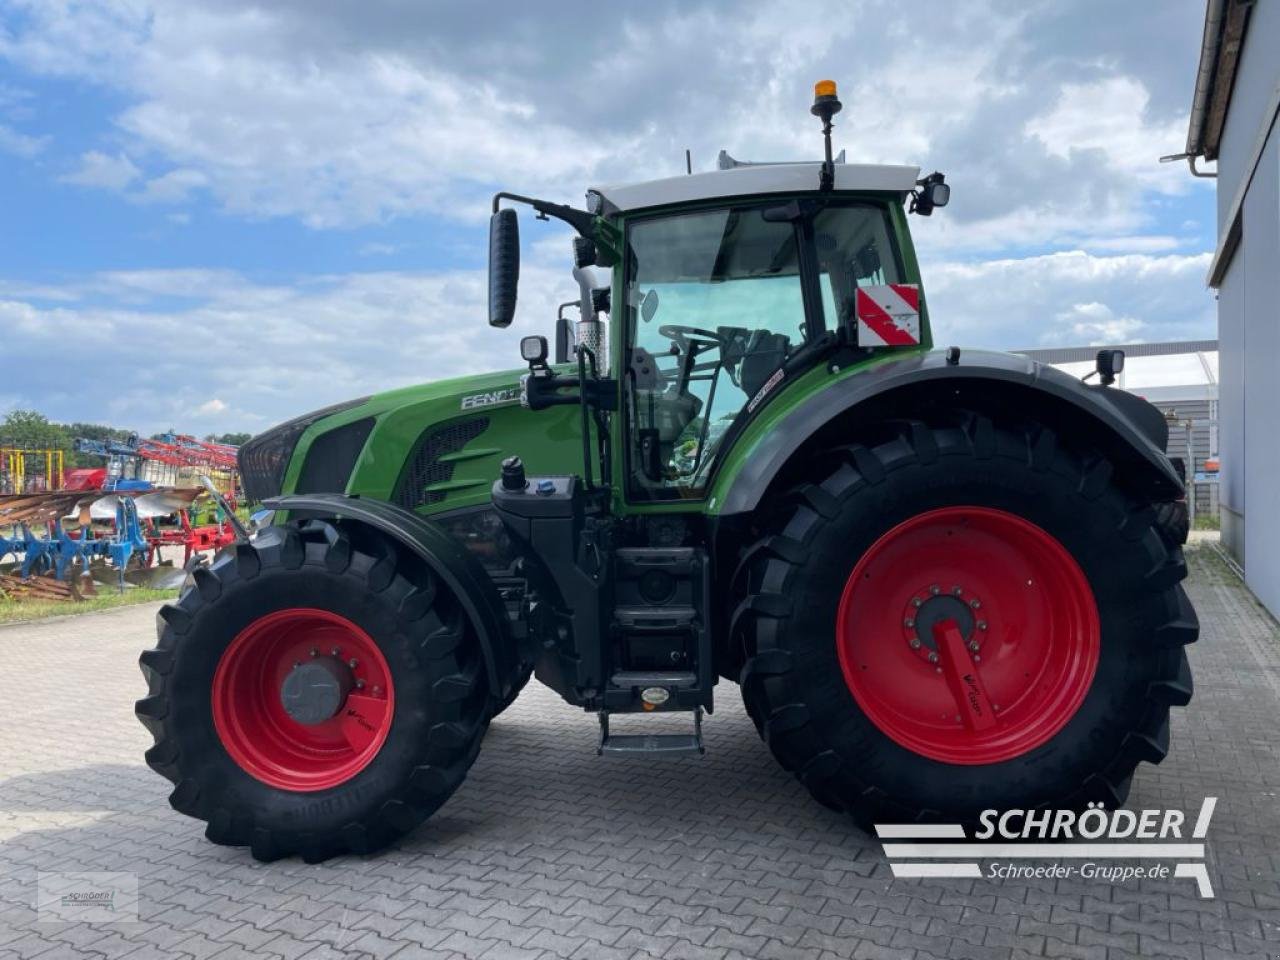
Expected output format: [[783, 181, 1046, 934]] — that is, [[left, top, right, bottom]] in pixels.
[[594, 162, 921, 214]]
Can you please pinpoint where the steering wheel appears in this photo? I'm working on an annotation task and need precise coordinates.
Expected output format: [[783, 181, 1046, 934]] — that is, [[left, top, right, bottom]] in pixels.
[[658, 324, 721, 353]]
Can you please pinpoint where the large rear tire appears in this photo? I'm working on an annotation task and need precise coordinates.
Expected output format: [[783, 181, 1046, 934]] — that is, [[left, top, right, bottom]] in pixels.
[[732, 414, 1197, 826], [136, 520, 489, 862]]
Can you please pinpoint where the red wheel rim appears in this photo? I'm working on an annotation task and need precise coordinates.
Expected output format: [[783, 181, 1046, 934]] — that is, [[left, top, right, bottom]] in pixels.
[[837, 507, 1099, 765], [212, 608, 394, 791]]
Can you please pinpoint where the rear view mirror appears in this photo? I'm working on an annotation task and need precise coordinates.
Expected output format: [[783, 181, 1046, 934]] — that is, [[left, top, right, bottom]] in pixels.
[[854, 242, 881, 280], [640, 288, 659, 324], [489, 208, 520, 327]]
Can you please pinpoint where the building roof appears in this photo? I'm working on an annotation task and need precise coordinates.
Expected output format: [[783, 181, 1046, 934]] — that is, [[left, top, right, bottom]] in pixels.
[[1185, 0, 1254, 163], [593, 161, 920, 215], [1017, 340, 1219, 403]]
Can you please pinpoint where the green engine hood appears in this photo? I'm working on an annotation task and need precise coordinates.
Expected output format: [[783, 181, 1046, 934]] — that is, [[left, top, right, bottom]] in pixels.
[[279, 367, 588, 515]]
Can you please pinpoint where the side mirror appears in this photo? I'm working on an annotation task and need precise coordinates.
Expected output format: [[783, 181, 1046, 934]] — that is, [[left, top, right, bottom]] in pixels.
[[555, 301, 578, 364], [489, 208, 520, 327], [640, 288, 659, 324]]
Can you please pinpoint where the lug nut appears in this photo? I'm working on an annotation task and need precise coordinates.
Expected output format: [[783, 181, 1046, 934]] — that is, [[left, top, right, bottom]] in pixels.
[[977, 620, 988, 630], [970, 599, 982, 609], [968, 642, 980, 652], [904, 618, 915, 628], [927, 652, 939, 663], [909, 638, 922, 649], [310, 648, 318, 657], [974, 655, 982, 662], [348, 658, 358, 669], [930, 585, 941, 595], [330, 647, 341, 657], [911, 597, 923, 608], [952, 586, 963, 596], [355, 679, 366, 689]]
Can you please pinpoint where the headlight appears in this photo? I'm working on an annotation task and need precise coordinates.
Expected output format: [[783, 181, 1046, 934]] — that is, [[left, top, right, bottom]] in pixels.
[[237, 397, 370, 502]]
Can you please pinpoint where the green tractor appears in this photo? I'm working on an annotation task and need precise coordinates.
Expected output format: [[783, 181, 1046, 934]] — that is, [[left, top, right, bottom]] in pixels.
[[137, 83, 1197, 862]]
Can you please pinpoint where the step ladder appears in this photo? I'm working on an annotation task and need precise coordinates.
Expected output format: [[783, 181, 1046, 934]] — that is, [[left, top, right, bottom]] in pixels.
[[597, 707, 705, 757]]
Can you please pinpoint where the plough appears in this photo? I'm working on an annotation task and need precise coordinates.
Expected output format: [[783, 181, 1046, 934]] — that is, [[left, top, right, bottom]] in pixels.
[[0, 486, 237, 599]]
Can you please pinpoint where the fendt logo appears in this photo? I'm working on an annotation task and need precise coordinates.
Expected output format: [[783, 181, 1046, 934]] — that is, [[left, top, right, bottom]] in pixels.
[[460, 387, 520, 410], [876, 797, 1218, 898], [962, 673, 983, 716]]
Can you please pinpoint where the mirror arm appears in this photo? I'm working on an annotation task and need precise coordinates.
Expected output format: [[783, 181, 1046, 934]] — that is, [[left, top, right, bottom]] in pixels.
[[491, 191, 595, 237], [523, 371, 618, 412]]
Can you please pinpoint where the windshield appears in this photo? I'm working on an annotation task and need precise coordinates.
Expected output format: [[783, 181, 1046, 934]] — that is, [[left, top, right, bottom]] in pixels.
[[624, 202, 902, 500]]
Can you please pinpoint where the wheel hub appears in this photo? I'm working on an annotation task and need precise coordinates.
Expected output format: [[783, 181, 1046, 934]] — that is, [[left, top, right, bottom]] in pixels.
[[281, 657, 354, 726], [903, 586, 980, 661]]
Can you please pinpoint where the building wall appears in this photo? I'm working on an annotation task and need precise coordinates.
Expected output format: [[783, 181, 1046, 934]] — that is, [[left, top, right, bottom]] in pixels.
[[1215, 1, 1280, 616], [1240, 125, 1279, 616], [1217, 262, 1246, 561]]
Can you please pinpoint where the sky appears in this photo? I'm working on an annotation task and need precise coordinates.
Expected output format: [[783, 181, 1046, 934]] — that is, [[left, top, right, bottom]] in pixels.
[[0, 0, 1218, 435]]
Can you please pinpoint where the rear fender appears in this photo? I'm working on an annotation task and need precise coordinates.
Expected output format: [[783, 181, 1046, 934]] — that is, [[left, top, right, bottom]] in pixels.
[[264, 493, 516, 699], [715, 348, 1182, 517]]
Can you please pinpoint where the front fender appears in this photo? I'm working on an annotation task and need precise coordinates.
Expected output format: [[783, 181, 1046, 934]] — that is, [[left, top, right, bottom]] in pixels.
[[715, 348, 1182, 516], [264, 493, 516, 699]]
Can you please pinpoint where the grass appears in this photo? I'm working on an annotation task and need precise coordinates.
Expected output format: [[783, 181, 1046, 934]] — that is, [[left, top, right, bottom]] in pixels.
[[1193, 514, 1221, 530], [0, 586, 178, 624]]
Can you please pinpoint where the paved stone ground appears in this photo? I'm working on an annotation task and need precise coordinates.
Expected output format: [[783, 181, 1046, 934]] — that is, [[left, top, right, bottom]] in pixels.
[[1, 545, 1278, 960]]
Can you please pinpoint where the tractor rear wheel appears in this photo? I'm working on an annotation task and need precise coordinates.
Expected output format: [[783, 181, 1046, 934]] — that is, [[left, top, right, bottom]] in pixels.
[[732, 413, 1197, 826], [136, 520, 489, 862]]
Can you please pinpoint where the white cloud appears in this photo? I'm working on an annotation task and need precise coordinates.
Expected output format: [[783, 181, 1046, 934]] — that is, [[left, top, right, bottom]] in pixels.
[[1025, 77, 1188, 193], [138, 167, 208, 204], [61, 150, 140, 190], [0, 0, 1212, 249], [0, 264, 570, 433], [0, 121, 46, 156], [926, 250, 1215, 349]]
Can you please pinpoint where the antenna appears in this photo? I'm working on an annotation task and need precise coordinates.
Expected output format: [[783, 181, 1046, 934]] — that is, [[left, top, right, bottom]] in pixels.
[[810, 80, 843, 191], [685, 149, 692, 175]]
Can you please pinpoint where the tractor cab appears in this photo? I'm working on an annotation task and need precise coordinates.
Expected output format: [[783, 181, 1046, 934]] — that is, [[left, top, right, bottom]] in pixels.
[[489, 80, 948, 506]]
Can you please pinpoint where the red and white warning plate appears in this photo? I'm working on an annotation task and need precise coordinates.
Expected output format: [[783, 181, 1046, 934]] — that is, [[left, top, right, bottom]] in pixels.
[[855, 284, 921, 347]]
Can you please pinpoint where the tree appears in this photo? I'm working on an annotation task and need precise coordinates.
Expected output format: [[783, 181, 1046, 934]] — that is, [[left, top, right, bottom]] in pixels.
[[0, 410, 73, 452]]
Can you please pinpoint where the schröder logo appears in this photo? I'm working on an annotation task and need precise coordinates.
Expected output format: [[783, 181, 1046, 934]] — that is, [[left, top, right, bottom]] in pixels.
[[876, 797, 1217, 898]]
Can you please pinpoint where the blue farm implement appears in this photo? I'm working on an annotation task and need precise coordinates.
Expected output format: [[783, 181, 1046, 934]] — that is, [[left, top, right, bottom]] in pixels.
[[0, 487, 216, 600]]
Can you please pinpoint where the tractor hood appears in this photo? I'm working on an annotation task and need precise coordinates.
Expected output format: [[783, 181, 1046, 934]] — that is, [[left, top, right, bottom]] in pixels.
[[240, 366, 585, 514]]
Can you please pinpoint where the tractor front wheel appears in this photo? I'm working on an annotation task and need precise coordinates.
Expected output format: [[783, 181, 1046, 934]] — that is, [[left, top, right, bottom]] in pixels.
[[136, 521, 489, 862], [732, 414, 1197, 826]]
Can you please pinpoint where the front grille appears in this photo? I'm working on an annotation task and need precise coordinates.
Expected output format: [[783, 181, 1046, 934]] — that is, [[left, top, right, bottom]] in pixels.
[[239, 420, 312, 503], [393, 418, 489, 510], [237, 396, 371, 503], [295, 418, 375, 495]]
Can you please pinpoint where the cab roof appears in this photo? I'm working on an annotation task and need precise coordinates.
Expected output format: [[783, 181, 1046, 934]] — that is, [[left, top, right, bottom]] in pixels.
[[593, 158, 920, 215]]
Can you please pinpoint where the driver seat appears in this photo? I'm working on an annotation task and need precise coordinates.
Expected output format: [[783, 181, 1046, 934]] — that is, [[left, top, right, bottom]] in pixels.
[[739, 331, 790, 397]]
